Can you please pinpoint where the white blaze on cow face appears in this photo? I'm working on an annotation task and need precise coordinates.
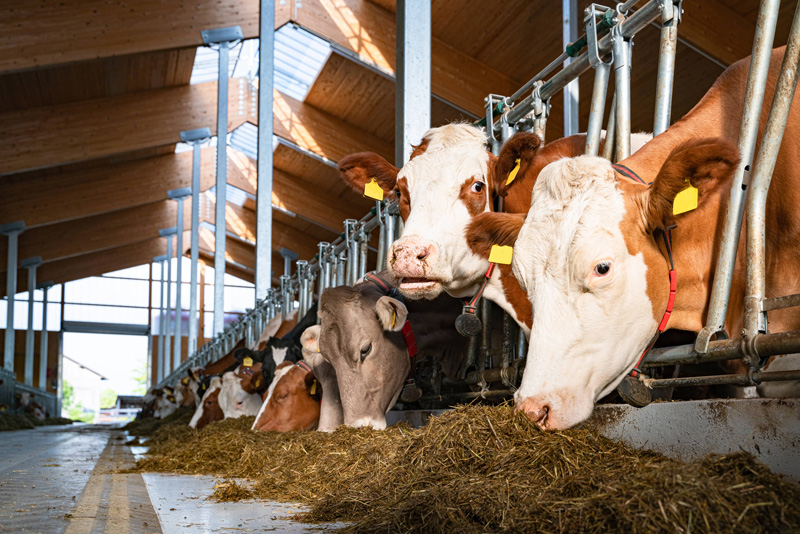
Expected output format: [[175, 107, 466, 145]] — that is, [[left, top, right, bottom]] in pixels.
[[218, 370, 262, 419], [512, 156, 657, 430], [388, 125, 493, 300], [251, 362, 294, 430], [189, 376, 222, 428]]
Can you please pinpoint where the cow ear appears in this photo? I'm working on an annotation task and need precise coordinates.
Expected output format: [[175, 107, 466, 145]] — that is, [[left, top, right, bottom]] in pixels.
[[338, 152, 399, 196], [466, 212, 526, 259], [643, 138, 740, 232], [301, 325, 321, 354], [375, 296, 408, 332], [492, 132, 542, 198]]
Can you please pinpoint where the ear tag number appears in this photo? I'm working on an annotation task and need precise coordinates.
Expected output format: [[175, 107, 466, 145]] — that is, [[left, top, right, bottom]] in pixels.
[[488, 244, 513, 265], [243, 357, 254, 367], [506, 158, 521, 186], [364, 178, 384, 201], [673, 183, 698, 215], [310, 380, 317, 395]]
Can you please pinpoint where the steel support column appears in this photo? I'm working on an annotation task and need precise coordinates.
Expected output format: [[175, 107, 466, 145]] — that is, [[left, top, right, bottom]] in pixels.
[[1, 221, 25, 372], [395, 0, 431, 165], [652, 1, 680, 136], [180, 128, 211, 357], [256, 0, 275, 302], [20, 256, 42, 387], [38, 281, 53, 391], [202, 25, 243, 336], [154, 254, 168, 384], [562, 0, 580, 136], [168, 188, 190, 368], [159, 228, 177, 376]]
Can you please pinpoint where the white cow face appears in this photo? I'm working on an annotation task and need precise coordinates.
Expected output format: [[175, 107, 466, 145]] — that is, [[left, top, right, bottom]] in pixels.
[[512, 156, 658, 429], [218, 370, 262, 419]]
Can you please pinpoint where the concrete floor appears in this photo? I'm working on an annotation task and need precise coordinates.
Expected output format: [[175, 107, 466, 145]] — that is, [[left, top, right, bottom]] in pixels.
[[0, 424, 340, 534]]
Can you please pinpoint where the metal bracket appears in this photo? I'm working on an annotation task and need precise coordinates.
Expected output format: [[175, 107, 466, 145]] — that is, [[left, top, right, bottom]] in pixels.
[[0, 221, 26, 235], [167, 187, 192, 200], [19, 256, 42, 269], [36, 280, 54, 290], [158, 227, 177, 237], [586, 4, 614, 69], [153, 254, 168, 263], [484, 94, 511, 149], [180, 127, 212, 144], [201, 26, 244, 46]]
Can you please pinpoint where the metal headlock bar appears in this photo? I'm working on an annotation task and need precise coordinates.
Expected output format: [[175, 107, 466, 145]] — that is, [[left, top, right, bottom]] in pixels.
[[158, 0, 800, 401]]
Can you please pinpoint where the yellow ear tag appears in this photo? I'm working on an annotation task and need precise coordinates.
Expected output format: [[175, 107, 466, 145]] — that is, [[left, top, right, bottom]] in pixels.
[[364, 178, 384, 201], [243, 357, 254, 367], [673, 183, 698, 215], [488, 244, 514, 265], [310, 380, 317, 396], [391, 310, 397, 329], [181, 377, 189, 385], [506, 158, 521, 186]]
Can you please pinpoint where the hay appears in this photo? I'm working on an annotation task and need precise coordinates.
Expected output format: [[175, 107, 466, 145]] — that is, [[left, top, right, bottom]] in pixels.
[[134, 405, 800, 533], [211, 479, 257, 502], [123, 406, 193, 436], [0, 413, 73, 431]]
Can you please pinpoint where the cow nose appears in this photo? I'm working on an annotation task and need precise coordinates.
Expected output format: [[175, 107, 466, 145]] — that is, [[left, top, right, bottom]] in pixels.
[[516, 398, 550, 429], [389, 238, 436, 278], [416, 246, 432, 261]]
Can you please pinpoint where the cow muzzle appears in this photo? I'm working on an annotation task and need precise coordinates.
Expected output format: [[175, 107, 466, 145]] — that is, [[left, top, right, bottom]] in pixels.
[[388, 237, 441, 296]]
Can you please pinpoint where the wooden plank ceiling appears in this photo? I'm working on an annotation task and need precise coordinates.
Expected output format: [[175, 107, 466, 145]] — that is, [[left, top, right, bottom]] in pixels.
[[0, 0, 790, 297]]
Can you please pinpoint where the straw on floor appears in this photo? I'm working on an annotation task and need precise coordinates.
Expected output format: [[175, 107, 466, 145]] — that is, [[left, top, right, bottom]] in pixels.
[[132, 404, 800, 534]]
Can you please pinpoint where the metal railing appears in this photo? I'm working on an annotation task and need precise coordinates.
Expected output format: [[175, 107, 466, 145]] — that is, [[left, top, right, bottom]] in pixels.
[[159, 0, 800, 403]]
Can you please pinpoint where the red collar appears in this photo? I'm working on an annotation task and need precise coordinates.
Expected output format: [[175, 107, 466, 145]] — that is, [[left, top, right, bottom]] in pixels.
[[630, 226, 676, 378]]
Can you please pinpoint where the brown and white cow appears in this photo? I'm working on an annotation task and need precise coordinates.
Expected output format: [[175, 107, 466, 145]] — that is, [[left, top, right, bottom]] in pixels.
[[316, 273, 466, 429], [250, 359, 321, 432], [189, 376, 223, 429], [339, 127, 650, 334], [479, 47, 800, 430]]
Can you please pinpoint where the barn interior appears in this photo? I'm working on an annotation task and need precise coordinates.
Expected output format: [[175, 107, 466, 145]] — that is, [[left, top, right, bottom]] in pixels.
[[1, 0, 800, 532]]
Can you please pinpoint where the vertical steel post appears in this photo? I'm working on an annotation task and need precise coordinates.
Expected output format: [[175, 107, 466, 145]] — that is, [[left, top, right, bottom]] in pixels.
[[744, 3, 800, 341], [602, 93, 617, 160], [256, 0, 275, 303], [357, 227, 368, 279], [201, 26, 244, 336], [653, 1, 680, 136], [168, 189, 190, 369], [280, 275, 290, 315], [337, 251, 347, 285], [562, 0, 580, 136], [344, 219, 358, 285], [159, 228, 177, 376], [383, 212, 395, 271], [180, 128, 211, 358], [696, 0, 780, 353], [38, 282, 53, 391], [20, 257, 42, 387], [612, 28, 632, 161], [317, 242, 330, 302], [154, 255, 167, 383], [1, 222, 25, 372], [395, 0, 431, 165], [297, 260, 309, 318], [585, 4, 612, 156]]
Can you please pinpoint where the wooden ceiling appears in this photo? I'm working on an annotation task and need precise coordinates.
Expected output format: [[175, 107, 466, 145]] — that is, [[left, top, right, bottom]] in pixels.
[[0, 0, 792, 296]]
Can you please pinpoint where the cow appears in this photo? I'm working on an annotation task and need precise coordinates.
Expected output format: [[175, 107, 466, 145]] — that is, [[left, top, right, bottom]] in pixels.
[[338, 128, 650, 334], [189, 376, 223, 429], [251, 359, 322, 431], [217, 371, 262, 419], [317, 272, 466, 429], [471, 47, 800, 430], [17, 392, 45, 420], [249, 325, 342, 433]]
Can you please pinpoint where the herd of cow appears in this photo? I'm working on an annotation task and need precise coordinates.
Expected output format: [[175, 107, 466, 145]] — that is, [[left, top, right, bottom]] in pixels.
[[141, 46, 799, 433]]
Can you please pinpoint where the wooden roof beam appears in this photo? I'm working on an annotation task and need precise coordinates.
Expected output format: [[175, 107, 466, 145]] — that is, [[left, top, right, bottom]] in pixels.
[[0, 79, 248, 175], [286, 0, 518, 116], [0, 0, 294, 74], [0, 200, 191, 270], [1, 147, 218, 229]]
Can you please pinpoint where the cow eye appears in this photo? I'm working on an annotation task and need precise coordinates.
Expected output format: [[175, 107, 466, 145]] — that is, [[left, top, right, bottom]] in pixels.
[[594, 262, 612, 276], [470, 181, 485, 193], [360, 343, 372, 361]]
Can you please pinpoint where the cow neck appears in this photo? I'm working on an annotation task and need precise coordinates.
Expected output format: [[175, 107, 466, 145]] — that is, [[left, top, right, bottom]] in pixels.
[[630, 226, 677, 378], [364, 272, 419, 383]]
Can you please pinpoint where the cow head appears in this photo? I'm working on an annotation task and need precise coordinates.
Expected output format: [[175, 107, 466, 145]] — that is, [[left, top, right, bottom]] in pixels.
[[302, 325, 343, 432], [189, 376, 223, 429], [251, 360, 321, 432], [318, 283, 410, 429], [507, 138, 739, 429], [338, 125, 543, 301], [217, 371, 263, 419]]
